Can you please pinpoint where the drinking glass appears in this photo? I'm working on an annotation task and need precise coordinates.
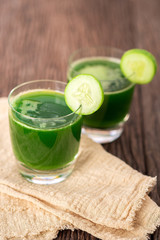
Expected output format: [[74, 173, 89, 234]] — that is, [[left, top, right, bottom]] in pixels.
[[67, 47, 135, 143], [8, 80, 82, 184]]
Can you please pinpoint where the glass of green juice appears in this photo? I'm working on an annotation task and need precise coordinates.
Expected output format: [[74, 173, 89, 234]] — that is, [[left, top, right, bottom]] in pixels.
[[67, 47, 135, 143], [8, 80, 82, 184]]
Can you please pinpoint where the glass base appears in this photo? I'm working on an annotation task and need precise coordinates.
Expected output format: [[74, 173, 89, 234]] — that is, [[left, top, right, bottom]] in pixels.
[[82, 126, 123, 144], [82, 115, 129, 144], [18, 160, 76, 185]]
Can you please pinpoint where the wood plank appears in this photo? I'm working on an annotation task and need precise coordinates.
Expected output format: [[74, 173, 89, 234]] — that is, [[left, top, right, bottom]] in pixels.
[[134, 2, 160, 239]]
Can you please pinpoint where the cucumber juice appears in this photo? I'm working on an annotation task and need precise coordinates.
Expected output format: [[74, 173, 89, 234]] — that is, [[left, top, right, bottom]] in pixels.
[[68, 57, 135, 128], [9, 90, 82, 170]]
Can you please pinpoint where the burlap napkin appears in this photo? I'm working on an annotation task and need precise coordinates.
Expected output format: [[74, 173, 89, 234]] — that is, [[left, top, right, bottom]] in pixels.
[[0, 98, 160, 240]]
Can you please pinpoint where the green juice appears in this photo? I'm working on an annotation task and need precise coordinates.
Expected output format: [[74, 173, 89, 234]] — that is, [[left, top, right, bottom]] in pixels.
[[9, 90, 82, 170], [68, 57, 135, 128]]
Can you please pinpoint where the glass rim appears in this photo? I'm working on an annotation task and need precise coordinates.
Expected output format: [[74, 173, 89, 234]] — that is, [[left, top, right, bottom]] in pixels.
[[68, 46, 125, 66], [68, 46, 136, 91], [8, 79, 82, 121]]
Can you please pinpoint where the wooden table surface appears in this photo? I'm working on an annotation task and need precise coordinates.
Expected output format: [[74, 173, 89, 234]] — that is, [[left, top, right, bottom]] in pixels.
[[0, 0, 159, 239]]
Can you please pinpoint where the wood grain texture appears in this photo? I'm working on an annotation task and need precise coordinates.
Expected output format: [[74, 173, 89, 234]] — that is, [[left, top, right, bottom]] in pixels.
[[0, 0, 159, 239]]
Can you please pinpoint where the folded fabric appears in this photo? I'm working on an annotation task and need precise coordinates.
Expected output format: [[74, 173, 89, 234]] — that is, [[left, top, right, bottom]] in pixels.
[[0, 97, 160, 240]]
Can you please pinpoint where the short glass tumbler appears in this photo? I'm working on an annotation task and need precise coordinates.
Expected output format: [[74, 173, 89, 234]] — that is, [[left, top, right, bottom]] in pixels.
[[8, 80, 82, 184], [67, 47, 135, 143]]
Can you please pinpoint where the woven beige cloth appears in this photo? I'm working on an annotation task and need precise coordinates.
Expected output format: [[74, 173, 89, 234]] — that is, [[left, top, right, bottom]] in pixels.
[[0, 97, 160, 240]]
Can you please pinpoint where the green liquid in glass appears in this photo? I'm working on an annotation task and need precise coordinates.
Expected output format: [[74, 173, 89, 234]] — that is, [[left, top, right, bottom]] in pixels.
[[9, 90, 82, 170], [68, 57, 135, 128]]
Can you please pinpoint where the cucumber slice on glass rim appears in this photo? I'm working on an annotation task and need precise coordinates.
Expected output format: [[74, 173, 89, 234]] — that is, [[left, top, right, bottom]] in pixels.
[[64, 74, 104, 115], [120, 49, 157, 84]]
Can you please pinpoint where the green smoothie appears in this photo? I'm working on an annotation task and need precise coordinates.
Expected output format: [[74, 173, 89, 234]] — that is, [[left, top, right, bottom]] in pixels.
[[68, 57, 135, 128], [9, 90, 82, 170]]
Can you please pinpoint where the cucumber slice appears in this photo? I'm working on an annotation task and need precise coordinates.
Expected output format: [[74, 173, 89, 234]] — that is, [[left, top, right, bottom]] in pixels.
[[120, 49, 157, 84], [64, 74, 104, 115]]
